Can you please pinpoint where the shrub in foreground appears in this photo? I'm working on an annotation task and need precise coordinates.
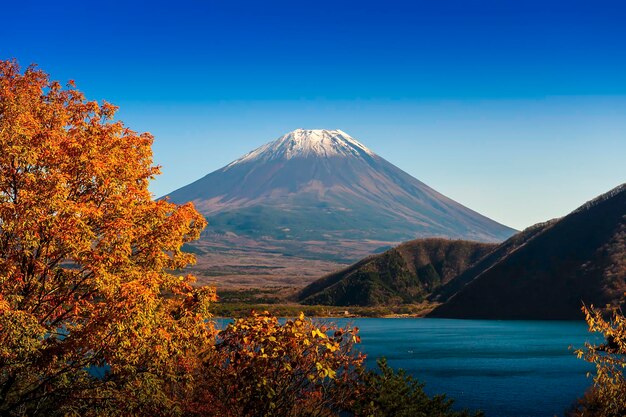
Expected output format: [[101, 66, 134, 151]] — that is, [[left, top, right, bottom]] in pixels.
[[571, 305, 626, 417], [185, 311, 364, 416]]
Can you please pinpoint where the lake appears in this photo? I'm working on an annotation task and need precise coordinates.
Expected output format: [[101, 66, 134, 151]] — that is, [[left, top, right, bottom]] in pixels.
[[333, 318, 596, 417]]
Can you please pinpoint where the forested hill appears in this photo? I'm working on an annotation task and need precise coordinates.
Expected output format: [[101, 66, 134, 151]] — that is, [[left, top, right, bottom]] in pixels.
[[298, 238, 496, 306]]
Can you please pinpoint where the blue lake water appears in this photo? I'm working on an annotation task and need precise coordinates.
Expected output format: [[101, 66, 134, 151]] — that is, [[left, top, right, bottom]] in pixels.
[[332, 318, 597, 417]]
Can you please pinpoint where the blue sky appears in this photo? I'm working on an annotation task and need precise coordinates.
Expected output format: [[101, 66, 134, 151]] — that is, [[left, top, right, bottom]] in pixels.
[[2, 0, 625, 229]]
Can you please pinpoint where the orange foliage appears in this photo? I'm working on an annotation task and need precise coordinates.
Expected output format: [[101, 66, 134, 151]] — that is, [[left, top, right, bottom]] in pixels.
[[573, 304, 626, 416], [186, 311, 365, 417], [0, 59, 215, 415]]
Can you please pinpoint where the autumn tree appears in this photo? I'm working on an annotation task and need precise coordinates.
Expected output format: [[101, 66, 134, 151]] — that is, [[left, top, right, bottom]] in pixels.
[[0, 60, 215, 416], [187, 311, 365, 417], [571, 304, 626, 417]]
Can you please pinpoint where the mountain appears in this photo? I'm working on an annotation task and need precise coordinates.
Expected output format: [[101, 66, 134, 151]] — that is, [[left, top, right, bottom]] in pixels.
[[429, 183, 626, 319], [297, 238, 497, 306], [166, 129, 514, 264], [428, 219, 558, 303]]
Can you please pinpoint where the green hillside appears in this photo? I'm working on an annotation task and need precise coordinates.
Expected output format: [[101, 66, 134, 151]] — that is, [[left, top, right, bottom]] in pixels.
[[298, 238, 496, 306]]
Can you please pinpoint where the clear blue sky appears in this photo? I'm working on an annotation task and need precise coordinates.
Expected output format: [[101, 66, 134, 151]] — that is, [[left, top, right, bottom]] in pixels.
[[2, 0, 625, 230]]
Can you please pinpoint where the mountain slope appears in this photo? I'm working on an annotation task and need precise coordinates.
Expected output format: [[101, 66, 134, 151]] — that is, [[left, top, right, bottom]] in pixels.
[[298, 238, 497, 306], [428, 219, 558, 303], [429, 183, 626, 319], [166, 129, 516, 270]]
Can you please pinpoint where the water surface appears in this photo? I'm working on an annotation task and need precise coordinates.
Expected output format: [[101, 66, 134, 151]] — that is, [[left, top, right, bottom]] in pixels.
[[337, 318, 596, 417]]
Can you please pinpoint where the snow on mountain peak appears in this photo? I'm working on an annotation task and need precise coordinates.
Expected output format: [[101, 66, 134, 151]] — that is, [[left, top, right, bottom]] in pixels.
[[225, 129, 376, 168]]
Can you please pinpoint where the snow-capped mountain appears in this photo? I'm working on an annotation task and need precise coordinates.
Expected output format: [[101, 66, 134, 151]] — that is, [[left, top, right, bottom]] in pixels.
[[225, 129, 375, 165], [165, 129, 516, 263]]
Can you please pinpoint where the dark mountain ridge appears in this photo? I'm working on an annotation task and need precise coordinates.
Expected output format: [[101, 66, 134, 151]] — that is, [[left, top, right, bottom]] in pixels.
[[428, 219, 558, 303], [429, 183, 626, 319]]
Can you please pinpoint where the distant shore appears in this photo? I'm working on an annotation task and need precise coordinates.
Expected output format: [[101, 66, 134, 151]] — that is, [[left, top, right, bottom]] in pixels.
[[211, 301, 437, 319]]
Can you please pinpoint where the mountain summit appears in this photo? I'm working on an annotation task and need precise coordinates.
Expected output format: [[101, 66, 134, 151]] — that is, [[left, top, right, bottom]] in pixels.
[[165, 129, 516, 277], [226, 129, 375, 164]]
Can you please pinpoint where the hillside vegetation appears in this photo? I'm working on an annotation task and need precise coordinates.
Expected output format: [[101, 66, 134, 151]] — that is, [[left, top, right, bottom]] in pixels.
[[298, 239, 496, 306]]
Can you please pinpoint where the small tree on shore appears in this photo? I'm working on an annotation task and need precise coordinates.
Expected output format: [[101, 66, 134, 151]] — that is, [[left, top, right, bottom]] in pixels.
[[572, 304, 626, 417], [187, 311, 365, 417]]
